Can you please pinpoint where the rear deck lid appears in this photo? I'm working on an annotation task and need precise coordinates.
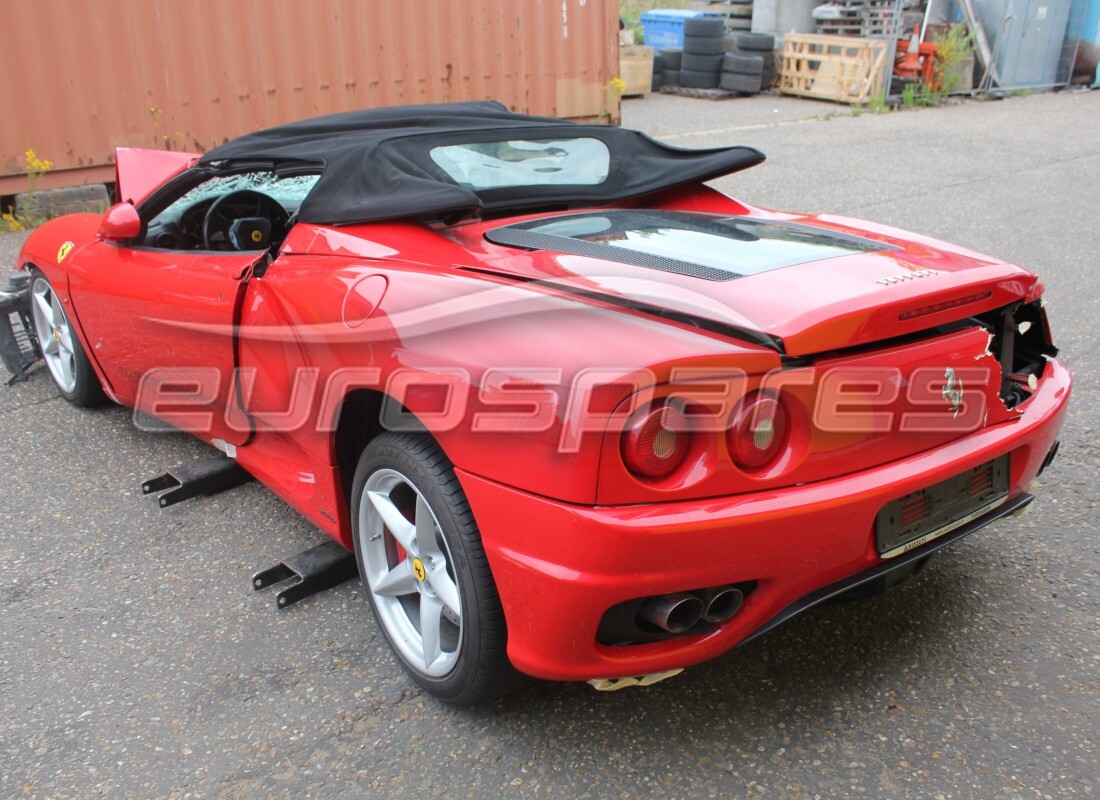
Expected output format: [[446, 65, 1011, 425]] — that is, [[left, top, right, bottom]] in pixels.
[[482, 210, 1035, 356]]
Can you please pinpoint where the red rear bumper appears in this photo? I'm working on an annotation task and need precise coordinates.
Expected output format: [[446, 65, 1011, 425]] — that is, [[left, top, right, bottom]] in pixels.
[[459, 360, 1071, 681]]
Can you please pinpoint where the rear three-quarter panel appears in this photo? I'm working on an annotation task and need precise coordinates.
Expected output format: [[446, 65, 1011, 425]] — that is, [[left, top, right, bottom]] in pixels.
[[233, 242, 779, 543]]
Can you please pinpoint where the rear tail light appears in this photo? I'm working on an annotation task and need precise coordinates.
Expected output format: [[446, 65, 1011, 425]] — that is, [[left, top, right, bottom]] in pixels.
[[728, 392, 788, 469], [621, 403, 690, 479]]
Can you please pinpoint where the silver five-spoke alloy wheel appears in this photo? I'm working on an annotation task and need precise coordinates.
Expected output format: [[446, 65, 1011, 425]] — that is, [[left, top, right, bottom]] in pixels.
[[358, 467, 463, 677], [30, 276, 78, 394]]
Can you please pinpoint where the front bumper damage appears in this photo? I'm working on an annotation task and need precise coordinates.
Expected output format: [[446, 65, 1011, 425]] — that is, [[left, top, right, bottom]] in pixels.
[[0, 273, 40, 384]]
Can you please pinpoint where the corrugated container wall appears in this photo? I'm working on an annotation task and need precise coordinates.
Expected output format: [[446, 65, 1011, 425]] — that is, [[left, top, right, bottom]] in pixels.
[[0, 0, 620, 195]]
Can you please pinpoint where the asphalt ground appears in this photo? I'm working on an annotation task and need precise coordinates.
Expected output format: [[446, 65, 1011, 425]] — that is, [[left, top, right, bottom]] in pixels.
[[1, 90, 1097, 799]]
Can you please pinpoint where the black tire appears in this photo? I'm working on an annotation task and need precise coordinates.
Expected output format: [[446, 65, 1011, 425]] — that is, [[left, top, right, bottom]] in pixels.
[[683, 17, 725, 37], [27, 269, 107, 407], [660, 47, 683, 69], [679, 68, 720, 89], [662, 69, 681, 87], [723, 53, 764, 75], [350, 431, 524, 705], [762, 58, 777, 84], [736, 32, 775, 52], [651, 72, 663, 92], [681, 52, 724, 72], [653, 53, 664, 72], [720, 72, 763, 94], [683, 34, 725, 55]]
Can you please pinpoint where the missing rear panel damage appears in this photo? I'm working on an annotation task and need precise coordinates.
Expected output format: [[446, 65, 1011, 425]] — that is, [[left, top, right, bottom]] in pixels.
[[975, 298, 1057, 409]]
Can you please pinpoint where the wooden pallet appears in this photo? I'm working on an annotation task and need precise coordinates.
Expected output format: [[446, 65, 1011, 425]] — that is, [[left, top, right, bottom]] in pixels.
[[779, 33, 888, 104], [659, 85, 737, 100], [620, 45, 654, 97]]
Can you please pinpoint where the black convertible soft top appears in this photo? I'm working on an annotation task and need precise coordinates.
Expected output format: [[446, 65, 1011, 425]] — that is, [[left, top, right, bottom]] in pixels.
[[199, 101, 764, 226]]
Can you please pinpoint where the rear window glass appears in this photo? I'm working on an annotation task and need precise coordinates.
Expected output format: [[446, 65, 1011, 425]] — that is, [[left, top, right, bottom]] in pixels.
[[488, 210, 895, 281], [429, 138, 610, 191]]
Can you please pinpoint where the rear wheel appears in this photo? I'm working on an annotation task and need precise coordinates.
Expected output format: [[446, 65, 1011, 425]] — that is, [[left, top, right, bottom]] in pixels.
[[28, 271, 106, 406], [350, 431, 522, 704]]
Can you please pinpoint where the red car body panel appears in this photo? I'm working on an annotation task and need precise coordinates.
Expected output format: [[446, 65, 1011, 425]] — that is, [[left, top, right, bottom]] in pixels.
[[234, 248, 779, 506], [14, 145, 1071, 682], [114, 147, 199, 205], [465, 358, 1069, 679], [446, 208, 1037, 357], [591, 326, 1017, 506], [66, 240, 260, 446]]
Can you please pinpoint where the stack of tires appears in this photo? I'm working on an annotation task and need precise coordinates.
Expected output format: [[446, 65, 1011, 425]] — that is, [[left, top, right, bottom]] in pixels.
[[679, 16, 725, 89], [720, 32, 776, 94], [661, 46, 682, 88], [652, 52, 664, 92]]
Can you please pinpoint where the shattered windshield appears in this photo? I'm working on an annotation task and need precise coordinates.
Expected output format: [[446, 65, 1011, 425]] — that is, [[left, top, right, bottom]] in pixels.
[[162, 172, 320, 217], [429, 138, 610, 191]]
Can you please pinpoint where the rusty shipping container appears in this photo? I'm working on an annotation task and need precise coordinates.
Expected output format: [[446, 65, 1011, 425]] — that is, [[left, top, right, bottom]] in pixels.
[[0, 0, 620, 195]]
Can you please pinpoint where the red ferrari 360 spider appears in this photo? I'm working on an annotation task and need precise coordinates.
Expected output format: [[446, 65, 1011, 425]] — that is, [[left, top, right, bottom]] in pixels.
[[7, 101, 1070, 704]]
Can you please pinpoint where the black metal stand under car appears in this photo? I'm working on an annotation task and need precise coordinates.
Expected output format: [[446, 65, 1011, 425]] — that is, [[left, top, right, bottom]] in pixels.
[[0, 292, 356, 612], [0, 273, 40, 384]]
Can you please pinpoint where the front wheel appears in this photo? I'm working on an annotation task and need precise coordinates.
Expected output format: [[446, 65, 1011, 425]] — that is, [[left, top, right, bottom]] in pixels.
[[28, 271, 106, 407], [350, 431, 523, 705]]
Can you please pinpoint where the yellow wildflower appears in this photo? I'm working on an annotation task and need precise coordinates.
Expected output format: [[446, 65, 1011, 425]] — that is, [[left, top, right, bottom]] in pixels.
[[24, 148, 53, 174], [1, 212, 26, 232]]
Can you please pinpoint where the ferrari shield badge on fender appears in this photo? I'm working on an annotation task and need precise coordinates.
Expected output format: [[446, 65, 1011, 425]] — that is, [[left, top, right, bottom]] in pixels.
[[942, 368, 964, 418], [56, 242, 74, 263]]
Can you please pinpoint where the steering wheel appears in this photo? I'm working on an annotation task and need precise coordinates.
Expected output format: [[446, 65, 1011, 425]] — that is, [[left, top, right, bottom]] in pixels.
[[202, 189, 291, 251]]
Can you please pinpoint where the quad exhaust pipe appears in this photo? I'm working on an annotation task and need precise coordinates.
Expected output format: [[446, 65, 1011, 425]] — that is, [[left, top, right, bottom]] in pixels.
[[638, 585, 745, 633], [702, 586, 744, 624], [639, 593, 704, 633]]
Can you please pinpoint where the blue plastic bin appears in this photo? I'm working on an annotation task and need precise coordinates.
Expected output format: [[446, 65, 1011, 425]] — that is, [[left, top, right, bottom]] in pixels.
[[640, 9, 725, 50]]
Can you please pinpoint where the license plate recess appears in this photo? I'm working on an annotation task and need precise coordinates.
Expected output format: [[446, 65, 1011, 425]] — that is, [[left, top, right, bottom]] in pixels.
[[876, 455, 1010, 559]]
